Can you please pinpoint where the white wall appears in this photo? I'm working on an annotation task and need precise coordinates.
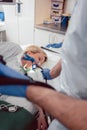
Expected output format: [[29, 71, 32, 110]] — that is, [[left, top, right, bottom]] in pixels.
[[2, 0, 35, 45], [35, 0, 51, 24]]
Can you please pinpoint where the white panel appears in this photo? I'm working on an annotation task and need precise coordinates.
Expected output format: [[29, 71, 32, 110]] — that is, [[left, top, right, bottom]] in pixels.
[[2, 0, 35, 45], [3, 5, 19, 43], [34, 29, 64, 46], [18, 0, 35, 45], [34, 29, 51, 46]]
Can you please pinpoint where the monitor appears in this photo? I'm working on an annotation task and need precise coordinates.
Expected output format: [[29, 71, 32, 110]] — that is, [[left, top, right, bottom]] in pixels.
[[0, 0, 16, 4]]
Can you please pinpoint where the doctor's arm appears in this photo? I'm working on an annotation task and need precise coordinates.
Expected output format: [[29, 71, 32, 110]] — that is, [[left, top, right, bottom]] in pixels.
[[26, 86, 87, 130], [41, 59, 62, 80], [50, 59, 62, 78]]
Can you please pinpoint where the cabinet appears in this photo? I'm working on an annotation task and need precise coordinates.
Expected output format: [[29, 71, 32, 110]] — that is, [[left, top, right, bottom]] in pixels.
[[34, 28, 64, 46]]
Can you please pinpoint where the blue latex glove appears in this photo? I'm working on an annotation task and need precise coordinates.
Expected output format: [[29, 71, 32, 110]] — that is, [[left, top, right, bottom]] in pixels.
[[0, 63, 28, 97], [41, 68, 52, 80], [22, 54, 35, 63], [46, 42, 63, 48]]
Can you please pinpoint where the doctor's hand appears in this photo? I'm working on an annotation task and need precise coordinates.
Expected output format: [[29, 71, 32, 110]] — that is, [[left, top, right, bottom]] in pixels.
[[41, 68, 52, 80], [37, 107, 48, 130], [46, 42, 63, 48]]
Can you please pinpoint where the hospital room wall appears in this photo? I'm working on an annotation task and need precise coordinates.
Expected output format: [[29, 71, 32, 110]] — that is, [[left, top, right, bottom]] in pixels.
[[0, 0, 76, 46], [34, 0, 76, 46], [35, 0, 76, 25], [35, 0, 51, 25], [2, 0, 35, 45]]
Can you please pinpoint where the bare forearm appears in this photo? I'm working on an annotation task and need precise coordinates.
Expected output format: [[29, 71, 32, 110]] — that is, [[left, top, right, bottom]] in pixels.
[[26, 86, 87, 130], [50, 59, 62, 78]]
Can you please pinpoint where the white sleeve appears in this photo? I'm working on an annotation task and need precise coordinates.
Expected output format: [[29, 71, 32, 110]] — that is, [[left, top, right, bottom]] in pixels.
[[63, 0, 87, 62], [60, 0, 87, 98]]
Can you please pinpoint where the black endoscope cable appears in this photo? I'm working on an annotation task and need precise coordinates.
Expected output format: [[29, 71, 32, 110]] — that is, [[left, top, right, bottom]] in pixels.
[[0, 76, 54, 90]]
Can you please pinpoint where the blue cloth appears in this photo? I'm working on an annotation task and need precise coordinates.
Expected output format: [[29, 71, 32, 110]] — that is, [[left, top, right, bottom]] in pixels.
[[22, 54, 35, 63], [0, 85, 27, 97], [41, 68, 52, 80], [0, 63, 28, 97], [46, 42, 63, 48]]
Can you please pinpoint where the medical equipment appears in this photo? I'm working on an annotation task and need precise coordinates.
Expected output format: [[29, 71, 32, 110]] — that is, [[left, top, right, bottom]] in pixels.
[[0, 73, 55, 90], [22, 54, 35, 63], [16, 0, 23, 13], [0, 103, 18, 112], [21, 53, 49, 83], [41, 46, 60, 54]]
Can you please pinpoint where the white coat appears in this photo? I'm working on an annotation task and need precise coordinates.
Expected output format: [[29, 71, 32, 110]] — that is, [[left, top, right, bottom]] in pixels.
[[48, 0, 87, 129], [61, 0, 87, 99]]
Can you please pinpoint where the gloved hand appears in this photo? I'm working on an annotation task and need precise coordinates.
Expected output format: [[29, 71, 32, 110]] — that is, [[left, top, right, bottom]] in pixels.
[[41, 68, 52, 80], [46, 42, 63, 48], [0, 63, 28, 97]]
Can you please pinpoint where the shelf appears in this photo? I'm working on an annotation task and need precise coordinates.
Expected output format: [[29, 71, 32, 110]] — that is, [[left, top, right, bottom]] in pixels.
[[35, 23, 67, 35]]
